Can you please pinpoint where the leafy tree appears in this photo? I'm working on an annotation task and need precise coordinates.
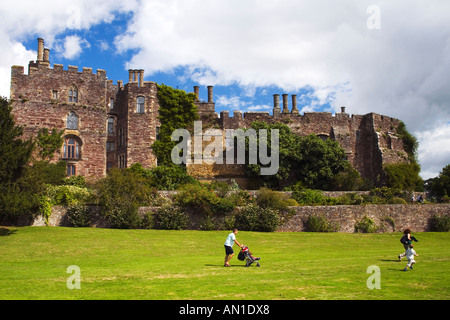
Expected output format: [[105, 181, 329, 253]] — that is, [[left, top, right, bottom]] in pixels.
[[383, 163, 423, 191], [426, 164, 450, 201], [152, 84, 198, 166], [245, 121, 347, 190]]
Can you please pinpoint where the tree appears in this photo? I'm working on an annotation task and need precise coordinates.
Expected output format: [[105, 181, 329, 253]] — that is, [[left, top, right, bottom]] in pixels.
[[35, 128, 64, 161], [0, 97, 34, 184], [0, 97, 36, 218], [426, 164, 450, 201], [152, 84, 198, 166], [383, 163, 423, 191], [245, 121, 347, 190]]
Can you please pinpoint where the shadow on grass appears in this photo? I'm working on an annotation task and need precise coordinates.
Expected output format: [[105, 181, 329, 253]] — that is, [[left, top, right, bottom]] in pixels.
[[380, 259, 400, 262], [0, 227, 17, 236], [204, 264, 246, 268]]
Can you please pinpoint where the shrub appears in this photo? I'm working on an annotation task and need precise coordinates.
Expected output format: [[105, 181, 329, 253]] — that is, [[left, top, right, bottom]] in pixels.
[[95, 168, 158, 229], [228, 190, 255, 207], [387, 197, 408, 204], [428, 214, 450, 232], [66, 204, 91, 228], [46, 185, 94, 206], [354, 216, 379, 233], [304, 213, 340, 232], [292, 189, 327, 206], [107, 205, 142, 229], [154, 205, 188, 230], [256, 188, 291, 210], [235, 204, 279, 232], [174, 183, 235, 216], [370, 187, 401, 201]]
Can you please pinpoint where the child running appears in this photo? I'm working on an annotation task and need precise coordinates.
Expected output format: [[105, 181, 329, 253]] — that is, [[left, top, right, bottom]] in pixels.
[[403, 244, 419, 271]]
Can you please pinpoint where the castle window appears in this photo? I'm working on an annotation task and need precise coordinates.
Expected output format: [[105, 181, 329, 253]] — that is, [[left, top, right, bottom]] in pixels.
[[67, 111, 78, 130], [67, 164, 76, 177], [63, 137, 81, 160], [156, 126, 161, 141], [119, 154, 127, 168], [69, 86, 78, 103], [52, 90, 58, 100], [107, 117, 115, 135], [106, 142, 115, 152], [136, 96, 145, 113], [110, 98, 114, 110]]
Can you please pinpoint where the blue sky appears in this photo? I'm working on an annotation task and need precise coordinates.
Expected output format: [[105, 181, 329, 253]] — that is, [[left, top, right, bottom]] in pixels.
[[19, 18, 323, 116], [1, 0, 449, 179]]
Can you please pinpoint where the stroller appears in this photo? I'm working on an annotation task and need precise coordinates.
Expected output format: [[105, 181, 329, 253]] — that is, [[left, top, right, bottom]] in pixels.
[[238, 245, 261, 267]]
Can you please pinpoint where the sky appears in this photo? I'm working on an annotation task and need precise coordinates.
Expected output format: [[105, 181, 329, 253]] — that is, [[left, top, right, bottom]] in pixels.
[[0, 0, 449, 180]]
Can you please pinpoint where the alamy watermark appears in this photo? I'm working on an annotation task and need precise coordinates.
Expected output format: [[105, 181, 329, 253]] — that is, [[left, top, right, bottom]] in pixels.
[[66, 265, 81, 290], [170, 121, 280, 176], [367, 5, 381, 30], [366, 265, 381, 289]]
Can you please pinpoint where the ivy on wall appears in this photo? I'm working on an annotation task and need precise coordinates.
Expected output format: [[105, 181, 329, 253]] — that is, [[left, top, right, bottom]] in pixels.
[[152, 84, 198, 166]]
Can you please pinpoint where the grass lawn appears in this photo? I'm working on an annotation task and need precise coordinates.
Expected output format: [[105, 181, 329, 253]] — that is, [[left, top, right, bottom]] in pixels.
[[0, 226, 449, 300]]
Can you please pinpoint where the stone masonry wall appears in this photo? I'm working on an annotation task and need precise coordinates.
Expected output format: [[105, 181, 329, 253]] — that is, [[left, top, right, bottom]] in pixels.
[[29, 204, 450, 233]]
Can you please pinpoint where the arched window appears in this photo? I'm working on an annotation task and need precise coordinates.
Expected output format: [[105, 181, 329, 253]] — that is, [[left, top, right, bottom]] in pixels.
[[67, 111, 78, 130], [136, 96, 145, 113], [63, 137, 81, 160], [69, 85, 78, 103]]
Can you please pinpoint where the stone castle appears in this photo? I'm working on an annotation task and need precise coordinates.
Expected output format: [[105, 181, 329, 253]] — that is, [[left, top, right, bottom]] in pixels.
[[10, 38, 410, 185]]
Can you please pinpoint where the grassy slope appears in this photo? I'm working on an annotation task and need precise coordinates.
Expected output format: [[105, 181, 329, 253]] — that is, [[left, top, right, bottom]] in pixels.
[[0, 227, 449, 300]]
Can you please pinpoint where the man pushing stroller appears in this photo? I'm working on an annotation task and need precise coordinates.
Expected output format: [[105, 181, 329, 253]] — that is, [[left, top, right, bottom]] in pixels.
[[223, 229, 261, 267]]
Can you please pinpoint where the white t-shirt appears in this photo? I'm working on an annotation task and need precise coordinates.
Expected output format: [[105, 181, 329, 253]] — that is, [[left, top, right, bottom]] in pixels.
[[405, 248, 416, 260], [224, 233, 236, 247]]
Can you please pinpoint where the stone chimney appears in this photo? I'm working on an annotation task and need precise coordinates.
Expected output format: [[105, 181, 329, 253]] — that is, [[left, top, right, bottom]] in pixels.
[[341, 106, 346, 113], [291, 95, 299, 114], [139, 69, 144, 87], [37, 38, 44, 62], [194, 86, 200, 101], [43, 48, 50, 63], [273, 94, 281, 117], [207, 86, 214, 103], [128, 70, 134, 83], [282, 94, 289, 113]]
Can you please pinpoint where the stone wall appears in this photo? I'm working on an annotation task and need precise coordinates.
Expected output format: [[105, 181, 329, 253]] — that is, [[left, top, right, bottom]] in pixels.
[[278, 204, 449, 233], [29, 204, 449, 233]]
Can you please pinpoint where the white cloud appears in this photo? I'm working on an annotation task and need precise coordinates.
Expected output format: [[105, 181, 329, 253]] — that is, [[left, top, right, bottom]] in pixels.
[[216, 95, 249, 110], [417, 123, 450, 180], [55, 35, 90, 59], [0, 0, 137, 97]]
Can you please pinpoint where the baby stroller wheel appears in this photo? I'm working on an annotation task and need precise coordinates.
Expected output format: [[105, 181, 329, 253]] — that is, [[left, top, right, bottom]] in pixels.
[[256, 262, 260, 267]]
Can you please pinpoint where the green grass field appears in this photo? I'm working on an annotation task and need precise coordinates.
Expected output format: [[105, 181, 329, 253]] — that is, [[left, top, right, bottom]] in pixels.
[[0, 227, 449, 300]]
